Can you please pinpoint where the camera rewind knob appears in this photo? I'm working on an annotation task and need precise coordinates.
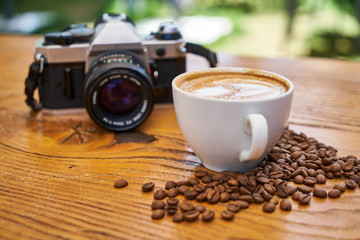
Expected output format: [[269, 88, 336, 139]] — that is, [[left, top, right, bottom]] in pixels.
[[155, 22, 182, 40]]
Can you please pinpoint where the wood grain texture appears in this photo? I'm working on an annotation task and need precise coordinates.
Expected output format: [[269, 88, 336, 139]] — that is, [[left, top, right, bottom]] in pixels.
[[0, 35, 360, 240]]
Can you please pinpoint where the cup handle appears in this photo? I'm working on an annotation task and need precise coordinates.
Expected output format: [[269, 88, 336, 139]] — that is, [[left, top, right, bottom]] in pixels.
[[239, 114, 268, 162]]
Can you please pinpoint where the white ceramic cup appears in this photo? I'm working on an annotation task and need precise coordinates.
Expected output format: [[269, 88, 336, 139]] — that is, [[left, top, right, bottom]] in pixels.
[[172, 67, 294, 172]]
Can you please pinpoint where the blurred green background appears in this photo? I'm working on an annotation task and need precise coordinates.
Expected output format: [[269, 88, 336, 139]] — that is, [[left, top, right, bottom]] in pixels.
[[1, 0, 360, 59]]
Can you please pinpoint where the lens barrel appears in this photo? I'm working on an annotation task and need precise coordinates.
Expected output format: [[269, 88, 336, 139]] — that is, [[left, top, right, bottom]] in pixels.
[[84, 53, 154, 131]]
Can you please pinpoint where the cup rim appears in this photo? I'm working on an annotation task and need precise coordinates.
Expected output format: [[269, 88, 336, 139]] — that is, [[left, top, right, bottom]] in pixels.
[[172, 67, 294, 103]]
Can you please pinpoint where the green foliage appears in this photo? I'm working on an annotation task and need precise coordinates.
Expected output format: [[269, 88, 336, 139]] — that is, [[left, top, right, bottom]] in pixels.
[[5, 0, 360, 58]]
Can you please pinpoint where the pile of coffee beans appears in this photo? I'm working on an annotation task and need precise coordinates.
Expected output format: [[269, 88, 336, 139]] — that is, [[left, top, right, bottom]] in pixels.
[[116, 128, 360, 222]]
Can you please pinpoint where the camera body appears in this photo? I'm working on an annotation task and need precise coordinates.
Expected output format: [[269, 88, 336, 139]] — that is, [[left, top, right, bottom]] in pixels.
[[26, 13, 217, 131]]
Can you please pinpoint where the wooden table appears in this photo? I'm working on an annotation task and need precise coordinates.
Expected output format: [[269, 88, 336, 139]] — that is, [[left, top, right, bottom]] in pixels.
[[0, 35, 359, 240]]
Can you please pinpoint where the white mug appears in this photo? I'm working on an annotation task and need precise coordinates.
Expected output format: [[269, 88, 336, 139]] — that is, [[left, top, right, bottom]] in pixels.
[[172, 67, 294, 172]]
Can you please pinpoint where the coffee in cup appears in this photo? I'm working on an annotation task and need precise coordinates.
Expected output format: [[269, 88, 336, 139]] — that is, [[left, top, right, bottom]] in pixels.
[[172, 68, 294, 172], [177, 70, 289, 100]]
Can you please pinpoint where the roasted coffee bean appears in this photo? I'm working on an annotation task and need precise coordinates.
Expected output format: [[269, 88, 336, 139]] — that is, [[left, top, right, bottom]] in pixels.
[[227, 179, 240, 187], [166, 206, 178, 215], [207, 190, 220, 204], [306, 163, 319, 170], [280, 199, 292, 211], [236, 174, 248, 186], [291, 168, 303, 178], [292, 192, 302, 201], [325, 172, 335, 179], [304, 177, 317, 186], [221, 210, 235, 220], [349, 175, 360, 183], [235, 200, 249, 209], [165, 180, 177, 190], [226, 186, 239, 193], [306, 154, 319, 160], [345, 179, 357, 189], [247, 176, 257, 188], [270, 171, 284, 179], [154, 189, 167, 200], [238, 195, 253, 203], [253, 193, 265, 203], [313, 188, 327, 198], [195, 205, 206, 213], [290, 151, 303, 159], [166, 198, 179, 206], [214, 184, 226, 193], [202, 175, 212, 183], [114, 179, 128, 188], [342, 160, 354, 171], [344, 171, 355, 178], [184, 190, 199, 200], [220, 192, 231, 202], [331, 164, 341, 173], [277, 185, 289, 198], [270, 164, 282, 172], [212, 173, 225, 181], [256, 176, 270, 184], [176, 180, 190, 187], [254, 185, 265, 194], [202, 210, 215, 222], [142, 182, 155, 192], [184, 210, 200, 222], [194, 170, 208, 179], [321, 158, 333, 166], [297, 186, 312, 194], [188, 178, 200, 186], [172, 212, 184, 223], [290, 146, 302, 152], [194, 183, 206, 193], [334, 183, 346, 193], [239, 187, 252, 195], [179, 200, 195, 212], [227, 202, 241, 212], [322, 165, 331, 173], [272, 146, 282, 153], [294, 175, 304, 184], [167, 188, 179, 198], [178, 185, 190, 194], [287, 185, 297, 195], [263, 202, 275, 213], [301, 168, 309, 177], [196, 192, 208, 202], [328, 189, 341, 198], [316, 174, 327, 184], [206, 181, 219, 188], [299, 194, 311, 205], [264, 184, 276, 195], [230, 192, 241, 201], [334, 171, 343, 178], [151, 200, 166, 210], [307, 169, 317, 177], [262, 190, 273, 201], [298, 142, 309, 150], [152, 209, 165, 219]]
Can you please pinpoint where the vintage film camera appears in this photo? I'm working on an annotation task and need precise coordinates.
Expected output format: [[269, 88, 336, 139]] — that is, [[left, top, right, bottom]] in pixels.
[[25, 13, 217, 131]]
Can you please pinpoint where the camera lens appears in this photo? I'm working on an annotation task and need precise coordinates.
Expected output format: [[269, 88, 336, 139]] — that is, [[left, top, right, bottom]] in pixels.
[[99, 78, 141, 115], [84, 53, 154, 131]]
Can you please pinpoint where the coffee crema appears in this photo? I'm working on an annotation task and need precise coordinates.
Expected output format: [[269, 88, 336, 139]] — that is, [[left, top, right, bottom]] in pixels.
[[178, 72, 288, 100]]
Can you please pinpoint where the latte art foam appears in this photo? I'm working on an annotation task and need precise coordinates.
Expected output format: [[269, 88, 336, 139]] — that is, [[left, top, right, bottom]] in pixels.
[[179, 73, 288, 100]]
